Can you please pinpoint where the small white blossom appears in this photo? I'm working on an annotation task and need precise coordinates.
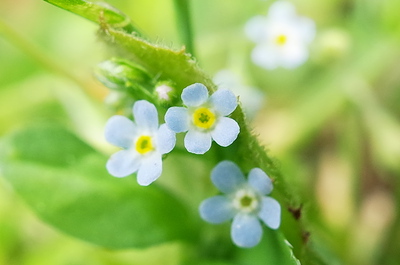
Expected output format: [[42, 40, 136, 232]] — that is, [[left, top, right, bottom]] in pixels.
[[164, 83, 240, 154], [245, 1, 316, 69], [155, 84, 173, 101], [199, 161, 281, 248], [105, 100, 176, 186]]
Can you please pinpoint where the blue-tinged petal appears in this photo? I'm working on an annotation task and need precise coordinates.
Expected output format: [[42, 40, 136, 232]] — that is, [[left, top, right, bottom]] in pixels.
[[231, 213, 262, 248], [105, 115, 136, 149], [258, 196, 281, 230], [184, 129, 212, 154], [248, 168, 273, 195], [106, 150, 140, 178], [209, 89, 237, 116], [137, 154, 162, 186], [133, 100, 159, 132], [155, 124, 176, 154], [211, 117, 240, 147], [165, 107, 190, 133], [199, 196, 236, 224], [211, 161, 246, 193], [181, 83, 209, 107]]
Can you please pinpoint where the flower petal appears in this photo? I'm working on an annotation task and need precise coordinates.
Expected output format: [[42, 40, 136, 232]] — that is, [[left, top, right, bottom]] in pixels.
[[210, 89, 237, 116], [211, 161, 246, 193], [268, 1, 296, 20], [181, 83, 209, 107], [164, 107, 190, 133], [199, 196, 236, 224], [211, 117, 240, 147], [251, 44, 280, 70], [155, 124, 176, 154], [231, 213, 262, 248], [280, 44, 308, 69], [298, 17, 316, 43], [248, 168, 273, 195], [184, 129, 212, 154], [245, 16, 267, 43], [104, 115, 136, 149], [136, 154, 162, 186], [258, 196, 281, 230], [133, 100, 159, 132], [106, 150, 140, 178]]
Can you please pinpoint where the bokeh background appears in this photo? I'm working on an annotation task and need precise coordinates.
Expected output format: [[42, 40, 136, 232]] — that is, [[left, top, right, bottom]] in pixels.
[[1, 0, 400, 264]]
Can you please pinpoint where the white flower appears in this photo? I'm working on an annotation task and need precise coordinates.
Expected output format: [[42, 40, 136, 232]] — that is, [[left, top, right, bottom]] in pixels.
[[104, 100, 176, 186], [164, 83, 240, 154], [245, 1, 316, 69], [155, 84, 173, 101], [199, 161, 281, 248]]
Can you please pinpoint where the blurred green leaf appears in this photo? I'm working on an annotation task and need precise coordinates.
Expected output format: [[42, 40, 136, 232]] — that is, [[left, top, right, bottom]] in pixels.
[[44, 0, 137, 33], [0, 124, 196, 249]]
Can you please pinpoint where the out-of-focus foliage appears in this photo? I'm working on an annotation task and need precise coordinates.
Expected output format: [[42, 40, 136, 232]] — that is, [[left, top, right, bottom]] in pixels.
[[1, 0, 400, 265]]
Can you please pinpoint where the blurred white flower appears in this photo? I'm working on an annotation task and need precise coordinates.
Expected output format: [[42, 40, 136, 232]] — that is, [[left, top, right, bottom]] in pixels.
[[155, 84, 173, 101], [245, 1, 315, 69], [213, 70, 264, 119]]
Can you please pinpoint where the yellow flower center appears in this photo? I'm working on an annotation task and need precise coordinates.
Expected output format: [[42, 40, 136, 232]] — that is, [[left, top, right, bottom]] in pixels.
[[275, 34, 287, 46], [192, 107, 216, 129], [135, 135, 154, 154]]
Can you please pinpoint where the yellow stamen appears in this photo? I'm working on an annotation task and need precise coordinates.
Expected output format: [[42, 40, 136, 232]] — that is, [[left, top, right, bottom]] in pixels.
[[275, 34, 287, 46], [192, 107, 216, 129], [135, 135, 154, 154]]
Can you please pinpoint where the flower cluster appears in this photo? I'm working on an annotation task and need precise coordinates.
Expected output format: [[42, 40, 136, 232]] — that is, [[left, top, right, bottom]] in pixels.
[[104, 82, 281, 247], [105, 83, 239, 184], [245, 1, 315, 69]]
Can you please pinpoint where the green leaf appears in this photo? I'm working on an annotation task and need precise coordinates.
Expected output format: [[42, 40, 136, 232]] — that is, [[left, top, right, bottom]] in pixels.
[[100, 26, 215, 92], [43, 0, 137, 33], [0, 124, 197, 249]]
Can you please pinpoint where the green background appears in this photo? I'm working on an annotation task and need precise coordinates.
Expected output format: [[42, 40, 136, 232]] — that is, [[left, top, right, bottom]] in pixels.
[[1, 0, 400, 264]]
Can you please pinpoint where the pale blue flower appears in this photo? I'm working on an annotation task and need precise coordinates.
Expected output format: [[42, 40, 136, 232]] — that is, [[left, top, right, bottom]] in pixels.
[[164, 83, 240, 154], [105, 100, 176, 186], [199, 161, 281, 248]]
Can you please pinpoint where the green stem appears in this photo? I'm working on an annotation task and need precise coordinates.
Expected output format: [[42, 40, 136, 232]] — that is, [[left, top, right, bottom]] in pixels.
[[0, 19, 91, 92], [173, 0, 195, 56]]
